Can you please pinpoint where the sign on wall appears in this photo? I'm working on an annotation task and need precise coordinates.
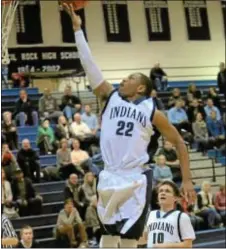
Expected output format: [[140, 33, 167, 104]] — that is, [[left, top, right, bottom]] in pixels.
[[183, 0, 211, 40], [8, 46, 82, 75], [59, 2, 87, 43], [144, 0, 171, 41], [102, 0, 131, 42], [222, 0, 226, 38], [16, 0, 43, 44]]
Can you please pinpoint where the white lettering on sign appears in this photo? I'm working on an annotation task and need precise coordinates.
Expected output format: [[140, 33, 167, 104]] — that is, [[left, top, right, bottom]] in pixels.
[[42, 52, 57, 60], [60, 52, 79, 59], [21, 53, 38, 60], [9, 53, 17, 61]]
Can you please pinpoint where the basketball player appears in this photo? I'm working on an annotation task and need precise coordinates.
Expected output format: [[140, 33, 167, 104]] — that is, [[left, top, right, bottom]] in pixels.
[[63, 3, 196, 248], [144, 180, 195, 248]]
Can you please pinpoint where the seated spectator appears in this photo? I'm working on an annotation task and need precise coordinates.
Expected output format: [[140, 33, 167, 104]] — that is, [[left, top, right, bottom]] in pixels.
[[55, 199, 87, 248], [79, 172, 96, 206], [217, 62, 226, 98], [158, 141, 181, 182], [57, 139, 78, 179], [37, 119, 56, 155], [70, 113, 92, 139], [149, 62, 167, 91], [196, 181, 222, 228], [215, 185, 226, 226], [71, 139, 89, 176], [207, 87, 221, 110], [17, 225, 39, 248], [60, 86, 82, 122], [187, 99, 206, 123], [11, 169, 42, 217], [192, 112, 210, 154], [187, 83, 202, 105], [2, 111, 18, 150], [150, 89, 165, 111], [39, 88, 63, 122], [1, 169, 19, 219], [85, 196, 101, 245], [179, 192, 203, 231], [204, 98, 221, 121], [64, 173, 85, 218], [167, 88, 182, 109], [13, 90, 38, 126], [17, 139, 40, 183], [207, 110, 225, 149], [168, 99, 193, 143], [2, 144, 18, 181], [70, 114, 96, 150], [153, 155, 173, 185], [55, 115, 72, 143], [82, 105, 98, 135]]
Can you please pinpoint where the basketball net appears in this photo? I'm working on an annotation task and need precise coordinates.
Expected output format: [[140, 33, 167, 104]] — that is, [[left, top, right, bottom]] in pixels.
[[1, 0, 19, 65]]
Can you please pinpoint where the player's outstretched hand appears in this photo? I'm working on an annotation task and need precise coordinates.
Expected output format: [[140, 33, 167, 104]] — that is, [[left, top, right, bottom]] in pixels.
[[181, 180, 196, 204], [62, 3, 82, 31]]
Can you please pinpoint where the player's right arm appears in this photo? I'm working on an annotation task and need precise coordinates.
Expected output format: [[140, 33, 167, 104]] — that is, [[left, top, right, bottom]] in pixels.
[[63, 3, 113, 100]]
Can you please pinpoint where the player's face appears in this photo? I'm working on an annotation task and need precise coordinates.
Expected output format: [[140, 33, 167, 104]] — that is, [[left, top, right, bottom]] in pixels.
[[22, 228, 33, 242], [119, 74, 144, 98], [158, 185, 177, 206]]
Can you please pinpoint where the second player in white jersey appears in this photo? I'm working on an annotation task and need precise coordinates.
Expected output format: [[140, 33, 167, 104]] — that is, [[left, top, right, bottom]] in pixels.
[[144, 181, 195, 248]]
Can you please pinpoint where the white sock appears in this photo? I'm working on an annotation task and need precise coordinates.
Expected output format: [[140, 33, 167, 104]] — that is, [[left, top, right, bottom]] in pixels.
[[120, 239, 138, 248], [100, 235, 120, 248]]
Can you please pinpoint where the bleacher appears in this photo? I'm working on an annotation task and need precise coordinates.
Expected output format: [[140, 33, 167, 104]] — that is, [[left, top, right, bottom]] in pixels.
[[2, 80, 226, 248]]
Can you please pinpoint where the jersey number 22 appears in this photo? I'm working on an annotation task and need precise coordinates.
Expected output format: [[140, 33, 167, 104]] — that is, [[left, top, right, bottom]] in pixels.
[[116, 121, 134, 137]]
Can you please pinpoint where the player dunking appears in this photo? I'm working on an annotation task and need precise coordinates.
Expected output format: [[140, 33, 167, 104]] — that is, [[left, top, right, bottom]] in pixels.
[[63, 3, 196, 248]]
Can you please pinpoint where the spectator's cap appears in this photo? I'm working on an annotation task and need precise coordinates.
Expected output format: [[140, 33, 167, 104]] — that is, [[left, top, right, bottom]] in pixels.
[[15, 168, 22, 174]]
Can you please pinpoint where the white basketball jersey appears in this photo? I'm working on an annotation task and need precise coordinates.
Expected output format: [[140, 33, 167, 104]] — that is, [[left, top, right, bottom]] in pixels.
[[100, 90, 155, 172], [146, 210, 195, 247]]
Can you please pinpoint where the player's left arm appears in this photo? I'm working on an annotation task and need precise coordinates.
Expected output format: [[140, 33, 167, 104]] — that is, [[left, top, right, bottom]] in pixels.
[[152, 110, 196, 203]]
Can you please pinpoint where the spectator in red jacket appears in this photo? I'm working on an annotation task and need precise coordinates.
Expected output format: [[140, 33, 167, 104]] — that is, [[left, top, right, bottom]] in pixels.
[[215, 185, 226, 225]]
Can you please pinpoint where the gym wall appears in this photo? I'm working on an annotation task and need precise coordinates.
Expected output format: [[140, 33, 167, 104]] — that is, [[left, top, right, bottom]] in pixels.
[[8, 0, 225, 86]]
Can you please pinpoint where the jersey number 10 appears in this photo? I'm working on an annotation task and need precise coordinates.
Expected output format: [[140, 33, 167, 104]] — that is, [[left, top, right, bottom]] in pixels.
[[116, 121, 134, 137], [153, 232, 164, 244]]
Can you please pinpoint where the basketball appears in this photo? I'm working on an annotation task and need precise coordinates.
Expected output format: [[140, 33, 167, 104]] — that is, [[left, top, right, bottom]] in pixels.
[[59, 0, 88, 10]]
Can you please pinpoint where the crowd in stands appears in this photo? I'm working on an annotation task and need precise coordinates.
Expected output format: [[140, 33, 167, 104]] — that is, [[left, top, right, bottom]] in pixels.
[[1, 62, 226, 247]]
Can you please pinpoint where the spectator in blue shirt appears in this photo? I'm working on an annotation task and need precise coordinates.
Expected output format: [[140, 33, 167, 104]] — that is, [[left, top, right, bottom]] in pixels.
[[82, 105, 99, 136], [153, 155, 173, 185], [204, 98, 221, 121], [207, 111, 225, 149], [168, 99, 192, 133]]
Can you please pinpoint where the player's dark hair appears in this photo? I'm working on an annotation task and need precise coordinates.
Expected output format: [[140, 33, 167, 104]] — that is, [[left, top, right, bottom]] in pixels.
[[138, 73, 153, 97], [158, 180, 180, 197]]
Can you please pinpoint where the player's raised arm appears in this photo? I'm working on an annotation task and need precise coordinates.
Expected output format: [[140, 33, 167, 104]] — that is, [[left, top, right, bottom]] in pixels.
[[153, 110, 196, 204], [63, 3, 113, 100]]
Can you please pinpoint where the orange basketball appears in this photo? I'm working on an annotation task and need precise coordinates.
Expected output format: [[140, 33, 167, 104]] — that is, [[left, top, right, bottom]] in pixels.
[[60, 0, 88, 10]]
